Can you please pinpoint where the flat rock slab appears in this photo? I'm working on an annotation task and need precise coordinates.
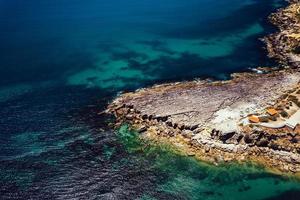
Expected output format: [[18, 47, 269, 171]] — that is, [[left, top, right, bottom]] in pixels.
[[109, 70, 300, 133]]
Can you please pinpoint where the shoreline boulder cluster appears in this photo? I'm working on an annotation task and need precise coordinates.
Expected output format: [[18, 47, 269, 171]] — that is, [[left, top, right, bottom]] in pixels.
[[106, 1, 300, 176]]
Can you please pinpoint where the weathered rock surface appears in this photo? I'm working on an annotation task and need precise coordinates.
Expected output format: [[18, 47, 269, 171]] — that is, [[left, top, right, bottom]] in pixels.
[[106, 69, 300, 175], [106, 1, 300, 176], [109, 70, 300, 133]]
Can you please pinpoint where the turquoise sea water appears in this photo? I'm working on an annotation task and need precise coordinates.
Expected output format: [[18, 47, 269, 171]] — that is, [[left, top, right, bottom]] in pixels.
[[0, 0, 300, 199]]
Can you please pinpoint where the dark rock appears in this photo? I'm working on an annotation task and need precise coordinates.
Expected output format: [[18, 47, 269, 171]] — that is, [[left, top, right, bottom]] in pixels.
[[258, 116, 269, 122], [173, 123, 178, 129], [254, 131, 264, 140], [269, 142, 279, 150], [166, 121, 173, 127], [155, 116, 162, 121], [161, 116, 168, 122], [244, 134, 253, 144], [287, 132, 296, 137], [127, 104, 134, 109], [267, 134, 278, 141], [190, 125, 199, 131], [256, 138, 269, 147], [168, 131, 175, 137], [236, 134, 244, 143], [290, 137, 299, 143], [219, 132, 236, 143], [227, 133, 244, 144], [178, 124, 185, 130], [138, 126, 147, 133], [214, 129, 220, 137], [244, 131, 265, 144], [210, 129, 217, 138], [155, 116, 168, 122]]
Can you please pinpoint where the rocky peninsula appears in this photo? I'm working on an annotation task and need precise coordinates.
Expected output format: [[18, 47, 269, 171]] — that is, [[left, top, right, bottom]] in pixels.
[[106, 0, 300, 176]]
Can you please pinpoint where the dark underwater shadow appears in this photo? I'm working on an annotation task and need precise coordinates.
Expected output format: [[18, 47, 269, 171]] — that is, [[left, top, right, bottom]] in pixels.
[[156, 0, 285, 39], [263, 189, 300, 200]]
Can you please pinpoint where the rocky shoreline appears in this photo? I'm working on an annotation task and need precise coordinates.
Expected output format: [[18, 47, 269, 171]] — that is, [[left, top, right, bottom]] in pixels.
[[264, 0, 300, 68], [106, 1, 300, 176]]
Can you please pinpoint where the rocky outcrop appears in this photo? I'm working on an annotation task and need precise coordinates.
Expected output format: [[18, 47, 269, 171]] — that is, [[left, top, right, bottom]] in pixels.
[[106, 70, 300, 175], [263, 0, 300, 68], [106, 1, 300, 176]]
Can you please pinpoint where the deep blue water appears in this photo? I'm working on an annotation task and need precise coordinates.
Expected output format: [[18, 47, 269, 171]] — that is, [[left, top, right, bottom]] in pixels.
[[1, 0, 300, 199]]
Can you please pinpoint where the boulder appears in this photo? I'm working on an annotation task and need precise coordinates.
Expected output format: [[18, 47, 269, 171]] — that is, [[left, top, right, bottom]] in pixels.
[[165, 121, 172, 126], [190, 124, 199, 131], [219, 131, 236, 143], [173, 123, 178, 129], [256, 138, 269, 147], [244, 134, 253, 144], [178, 124, 185, 130], [161, 116, 168, 122]]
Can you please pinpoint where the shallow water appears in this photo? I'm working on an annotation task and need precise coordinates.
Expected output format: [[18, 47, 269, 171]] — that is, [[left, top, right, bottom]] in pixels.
[[0, 0, 300, 199]]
